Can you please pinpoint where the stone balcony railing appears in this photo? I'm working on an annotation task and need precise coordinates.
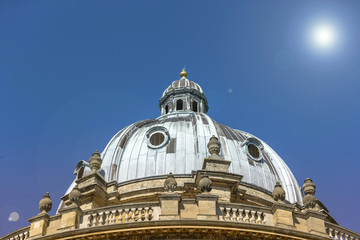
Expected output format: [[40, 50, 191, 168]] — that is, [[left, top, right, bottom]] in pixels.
[[1, 226, 30, 240], [3, 201, 360, 240], [80, 202, 160, 228], [218, 202, 271, 225], [326, 222, 360, 240]]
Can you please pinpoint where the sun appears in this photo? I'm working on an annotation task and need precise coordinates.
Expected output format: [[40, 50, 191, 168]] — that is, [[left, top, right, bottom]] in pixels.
[[311, 24, 337, 49]]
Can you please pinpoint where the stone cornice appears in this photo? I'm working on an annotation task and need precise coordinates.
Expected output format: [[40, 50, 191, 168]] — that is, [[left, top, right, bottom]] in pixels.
[[28, 220, 328, 240]]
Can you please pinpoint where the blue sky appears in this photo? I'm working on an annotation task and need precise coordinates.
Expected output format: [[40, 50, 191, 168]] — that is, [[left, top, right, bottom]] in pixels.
[[1, 0, 359, 235]]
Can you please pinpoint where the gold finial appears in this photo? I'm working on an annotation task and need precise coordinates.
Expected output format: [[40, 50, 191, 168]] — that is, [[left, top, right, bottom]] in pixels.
[[180, 68, 188, 78]]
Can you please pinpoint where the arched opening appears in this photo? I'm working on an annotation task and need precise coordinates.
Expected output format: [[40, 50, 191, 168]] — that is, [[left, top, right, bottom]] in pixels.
[[192, 101, 198, 112], [77, 167, 85, 179], [165, 105, 169, 114], [176, 99, 183, 110]]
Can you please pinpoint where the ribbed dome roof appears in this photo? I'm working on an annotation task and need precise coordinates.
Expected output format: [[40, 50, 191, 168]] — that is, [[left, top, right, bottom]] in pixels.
[[161, 78, 203, 98], [99, 111, 302, 204]]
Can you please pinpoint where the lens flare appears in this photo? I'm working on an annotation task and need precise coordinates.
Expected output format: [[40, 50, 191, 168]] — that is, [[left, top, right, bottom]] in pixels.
[[289, 1, 360, 71]]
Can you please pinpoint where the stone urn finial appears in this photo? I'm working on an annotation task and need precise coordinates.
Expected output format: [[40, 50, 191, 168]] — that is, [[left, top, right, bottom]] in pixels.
[[198, 176, 212, 193], [272, 181, 286, 202], [207, 135, 221, 157], [69, 185, 81, 206], [302, 178, 317, 209], [89, 150, 102, 172], [39, 192, 52, 214], [164, 172, 177, 192]]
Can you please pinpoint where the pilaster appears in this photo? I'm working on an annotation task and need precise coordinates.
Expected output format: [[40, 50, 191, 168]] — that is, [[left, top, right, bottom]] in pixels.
[[159, 193, 181, 220], [196, 193, 218, 220], [271, 203, 295, 229], [58, 205, 83, 231], [28, 213, 50, 237]]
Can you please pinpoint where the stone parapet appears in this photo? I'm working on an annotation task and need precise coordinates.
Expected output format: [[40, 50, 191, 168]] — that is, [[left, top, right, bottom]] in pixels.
[[28, 213, 50, 238], [159, 193, 181, 220]]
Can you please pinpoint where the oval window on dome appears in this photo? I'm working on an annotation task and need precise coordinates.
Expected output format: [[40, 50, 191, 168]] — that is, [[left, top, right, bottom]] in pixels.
[[248, 143, 260, 159], [146, 126, 170, 149]]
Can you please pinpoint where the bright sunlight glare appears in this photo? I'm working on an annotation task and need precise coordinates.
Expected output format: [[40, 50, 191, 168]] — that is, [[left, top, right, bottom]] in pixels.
[[312, 24, 336, 49]]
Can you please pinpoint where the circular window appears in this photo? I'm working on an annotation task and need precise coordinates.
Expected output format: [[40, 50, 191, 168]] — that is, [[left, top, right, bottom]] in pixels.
[[149, 132, 165, 146], [146, 126, 170, 149], [242, 137, 263, 161], [248, 144, 260, 159]]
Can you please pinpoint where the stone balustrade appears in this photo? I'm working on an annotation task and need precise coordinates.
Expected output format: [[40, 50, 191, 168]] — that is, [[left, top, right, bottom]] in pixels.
[[1, 226, 29, 240], [218, 203, 271, 225], [326, 222, 360, 240], [80, 202, 160, 228]]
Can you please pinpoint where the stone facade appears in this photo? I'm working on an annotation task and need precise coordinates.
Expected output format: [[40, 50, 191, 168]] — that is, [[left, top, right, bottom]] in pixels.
[[1, 70, 359, 240]]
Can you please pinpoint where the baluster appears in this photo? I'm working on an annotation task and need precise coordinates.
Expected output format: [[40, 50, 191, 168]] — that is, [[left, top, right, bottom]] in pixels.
[[148, 207, 153, 220], [219, 207, 225, 221], [243, 210, 250, 222], [24, 232, 29, 240], [19, 233, 24, 240], [110, 211, 116, 224], [131, 208, 136, 222], [10, 237, 14, 240], [231, 208, 237, 221], [99, 212, 104, 225], [334, 230, 339, 240], [237, 209, 243, 222], [224, 208, 230, 221], [339, 232, 344, 240], [144, 207, 149, 221], [104, 211, 110, 225], [14, 235, 19, 240], [349, 236, 354, 240], [96, 213, 101, 226], [118, 209, 124, 223], [87, 214, 93, 227], [124, 209, 129, 223], [255, 211, 261, 224], [138, 207, 144, 222], [329, 228, 334, 238], [250, 210, 256, 223], [344, 234, 349, 240]]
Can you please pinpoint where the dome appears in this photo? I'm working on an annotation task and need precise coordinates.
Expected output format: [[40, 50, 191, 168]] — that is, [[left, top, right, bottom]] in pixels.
[[100, 112, 302, 204], [95, 70, 303, 204], [159, 68, 209, 115], [161, 77, 204, 98]]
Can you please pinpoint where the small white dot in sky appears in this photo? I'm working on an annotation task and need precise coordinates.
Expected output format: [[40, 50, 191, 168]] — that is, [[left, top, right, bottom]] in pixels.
[[228, 89, 233, 93], [8, 212, 19, 222]]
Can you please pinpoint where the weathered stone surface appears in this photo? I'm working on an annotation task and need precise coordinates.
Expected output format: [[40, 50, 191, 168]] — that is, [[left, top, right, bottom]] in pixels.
[[164, 172, 177, 192], [39, 192, 52, 214], [272, 181, 285, 202]]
